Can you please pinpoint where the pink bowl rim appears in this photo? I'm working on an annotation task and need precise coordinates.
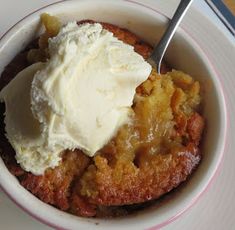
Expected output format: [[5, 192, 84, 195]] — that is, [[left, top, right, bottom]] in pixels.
[[0, 0, 228, 230]]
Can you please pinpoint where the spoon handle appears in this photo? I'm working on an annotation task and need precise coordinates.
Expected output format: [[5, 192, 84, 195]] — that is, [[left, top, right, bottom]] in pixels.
[[149, 0, 194, 73]]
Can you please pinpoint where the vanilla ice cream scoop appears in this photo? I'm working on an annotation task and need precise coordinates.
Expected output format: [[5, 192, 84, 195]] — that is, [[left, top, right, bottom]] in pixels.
[[0, 22, 151, 175]]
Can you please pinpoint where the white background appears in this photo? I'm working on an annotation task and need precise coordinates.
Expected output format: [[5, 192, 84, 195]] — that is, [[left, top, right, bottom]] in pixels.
[[0, 0, 234, 229]]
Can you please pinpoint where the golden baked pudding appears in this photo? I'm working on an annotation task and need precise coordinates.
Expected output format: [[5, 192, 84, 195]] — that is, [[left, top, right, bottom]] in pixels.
[[0, 14, 204, 217]]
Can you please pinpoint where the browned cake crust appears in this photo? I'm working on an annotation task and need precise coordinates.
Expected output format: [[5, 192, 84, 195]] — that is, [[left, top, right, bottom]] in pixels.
[[0, 19, 204, 217]]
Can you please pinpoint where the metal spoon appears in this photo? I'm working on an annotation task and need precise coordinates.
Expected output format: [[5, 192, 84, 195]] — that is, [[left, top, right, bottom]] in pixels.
[[148, 0, 194, 74]]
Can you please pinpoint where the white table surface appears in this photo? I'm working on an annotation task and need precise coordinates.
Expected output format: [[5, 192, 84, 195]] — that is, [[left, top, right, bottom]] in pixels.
[[0, 0, 234, 229]]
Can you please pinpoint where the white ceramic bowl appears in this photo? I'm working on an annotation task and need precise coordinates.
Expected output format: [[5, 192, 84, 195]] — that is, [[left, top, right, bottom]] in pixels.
[[0, 0, 227, 229]]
